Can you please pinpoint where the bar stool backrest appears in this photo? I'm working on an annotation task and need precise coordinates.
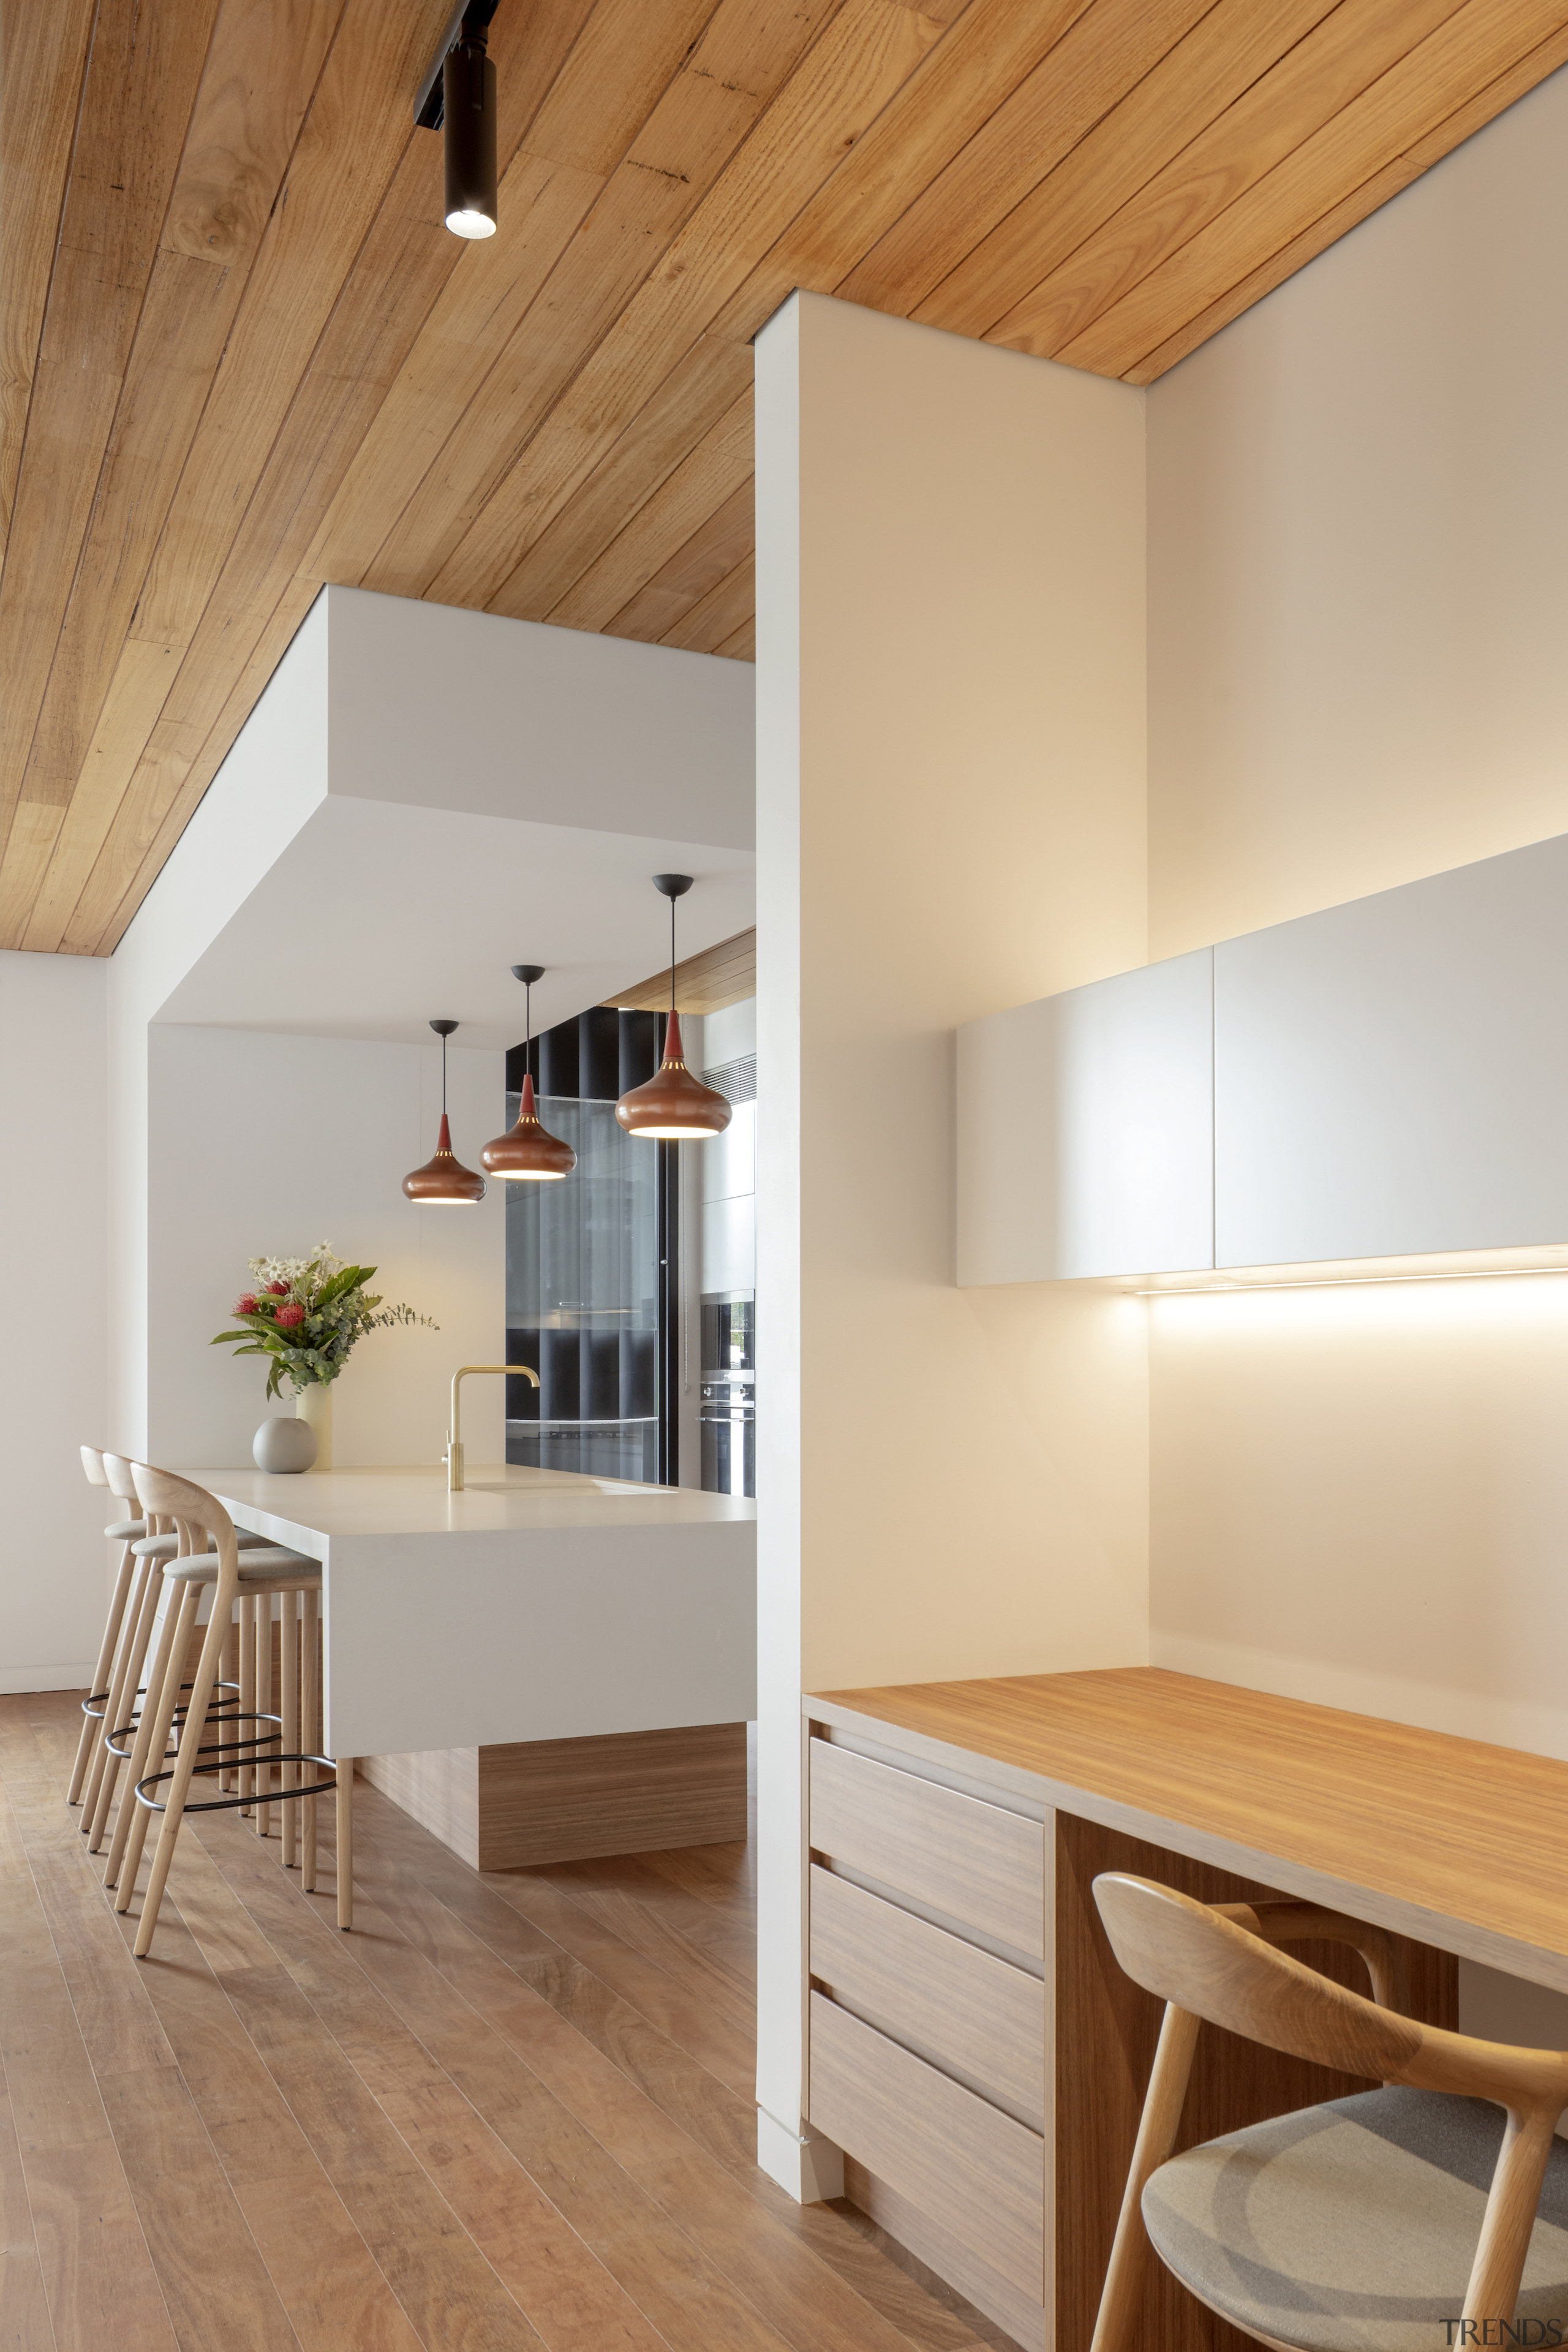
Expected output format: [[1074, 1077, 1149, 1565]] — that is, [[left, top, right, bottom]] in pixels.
[[100, 1452, 141, 1510], [128, 1464, 239, 1588], [81, 1446, 107, 1485]]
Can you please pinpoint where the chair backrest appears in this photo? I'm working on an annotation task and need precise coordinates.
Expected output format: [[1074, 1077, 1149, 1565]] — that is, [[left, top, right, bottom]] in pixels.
[[1093, 1873, 1568, 2115], [81, 1446, 107, 1486], [129, 1463, 236, 1564], [100, 1451, 141, 1507]]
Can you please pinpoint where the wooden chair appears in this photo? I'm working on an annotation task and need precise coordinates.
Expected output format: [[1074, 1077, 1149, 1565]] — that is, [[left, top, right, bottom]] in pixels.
[[77, 1452, 267, 1862], [1090, 1872, 1568, 2352], [119, 1463, 348, 1958], [69, 1447, 143, 1806], [77, 1450, 176, 1847]]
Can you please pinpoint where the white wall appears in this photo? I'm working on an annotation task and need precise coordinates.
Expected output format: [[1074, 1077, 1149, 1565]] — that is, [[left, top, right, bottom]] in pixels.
[[107, 583, 753, 1471], [1148, 62, 1568, 960], [754, 292, 1150, 2195], [1145, 62, 1568, 2041], [147, 1027, 503, 1471], [108, 594, 331, 1453], [0, 951, 110, 1691]]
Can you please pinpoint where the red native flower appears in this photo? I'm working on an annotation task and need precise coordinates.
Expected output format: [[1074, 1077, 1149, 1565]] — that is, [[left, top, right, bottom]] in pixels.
[[274, 1303, 306, 1330], [233, 1293, 259, 1316], [265, 1281, 290, 1296]]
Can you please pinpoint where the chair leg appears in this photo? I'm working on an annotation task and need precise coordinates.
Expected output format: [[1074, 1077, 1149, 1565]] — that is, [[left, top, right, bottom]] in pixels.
[[88, 1563, 163, 1853], [301, 1586, 318, 1894], [69, 1550, 135, 1804], [133, 1594, 224, 1959], [220, 1613, 239, 1793], [1464, 2105, 1559, 2323], [115, 1582, 200, 1916], [1090, 2003, 1202, 2352], [335, 1758, 354, 1931], [104, 1577, 186, 1891], [238, 1595, 255, 1816], [255, 1593, 272, 1841], [281, 1591, 298, 1869], [81, 1556, 151, 1833]]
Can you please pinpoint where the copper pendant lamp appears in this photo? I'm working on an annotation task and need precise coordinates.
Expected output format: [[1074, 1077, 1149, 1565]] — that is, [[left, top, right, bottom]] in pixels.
[[481, 965, 577, 1180], [614, 876, 734, 1141], [403, 1020, 486, 1203]]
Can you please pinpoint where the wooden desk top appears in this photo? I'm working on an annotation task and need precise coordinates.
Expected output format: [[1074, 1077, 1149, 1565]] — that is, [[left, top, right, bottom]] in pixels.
[[806, 1668, 1568, 1996]]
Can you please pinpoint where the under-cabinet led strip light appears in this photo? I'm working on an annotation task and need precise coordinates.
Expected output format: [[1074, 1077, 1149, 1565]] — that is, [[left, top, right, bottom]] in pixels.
[[1136, 1263, 1568, 1298]]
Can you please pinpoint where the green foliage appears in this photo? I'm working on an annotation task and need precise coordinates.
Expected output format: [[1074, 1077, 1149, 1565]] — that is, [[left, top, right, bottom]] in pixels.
[[209, 1242, 437, 1400]]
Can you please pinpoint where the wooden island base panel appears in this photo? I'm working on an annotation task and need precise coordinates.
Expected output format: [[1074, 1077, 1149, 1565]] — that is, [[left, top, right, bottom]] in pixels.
[[803, 1667, 1568, 2352], [360, 1722, 748, 1871]]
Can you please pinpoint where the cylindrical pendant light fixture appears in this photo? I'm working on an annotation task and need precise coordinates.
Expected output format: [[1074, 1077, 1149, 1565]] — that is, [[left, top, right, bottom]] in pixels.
[[615, 876, 734, 1141], [481, 965, 577, 1180], [403, 1020, 486, 1202], [443, 17, 497, 238]]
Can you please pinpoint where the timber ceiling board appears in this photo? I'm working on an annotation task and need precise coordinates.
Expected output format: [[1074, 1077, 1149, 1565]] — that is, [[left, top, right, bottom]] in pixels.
[[614, 925, 758, 1014], [4, 0, 1567, 957]]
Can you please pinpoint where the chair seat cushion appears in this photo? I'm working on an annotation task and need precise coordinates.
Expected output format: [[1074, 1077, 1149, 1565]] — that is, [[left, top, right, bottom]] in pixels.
[[1143, 2086, 1568, 2352], [162, 1546, 320, 1582], [105, 1517, 146, 1539]]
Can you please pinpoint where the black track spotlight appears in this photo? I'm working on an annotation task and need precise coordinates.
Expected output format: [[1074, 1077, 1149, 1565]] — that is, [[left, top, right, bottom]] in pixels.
[[415, 1, 500, 241]]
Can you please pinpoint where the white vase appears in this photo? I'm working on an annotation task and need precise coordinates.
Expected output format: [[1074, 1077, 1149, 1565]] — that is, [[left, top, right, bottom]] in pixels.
[[254, 1417, 315, 1474], [295, 1381, 334, 1469]]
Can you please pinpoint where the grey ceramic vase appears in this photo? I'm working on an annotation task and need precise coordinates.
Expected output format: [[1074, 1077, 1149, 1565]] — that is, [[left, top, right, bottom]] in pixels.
[[253, 1416, 317, 1474]]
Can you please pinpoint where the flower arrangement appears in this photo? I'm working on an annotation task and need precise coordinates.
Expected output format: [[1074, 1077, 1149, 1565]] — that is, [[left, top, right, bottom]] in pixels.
[[211, 1243, 436, 1400]]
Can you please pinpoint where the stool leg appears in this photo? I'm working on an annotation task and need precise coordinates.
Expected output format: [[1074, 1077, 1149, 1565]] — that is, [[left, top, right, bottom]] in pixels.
[[220, 1611, 239, 1792], [69, 1548, 135, 1804], [335, 1760, 353, 1931], [89, 1563, 162, 1853], [301, 1586, 318, 1893], [256, 1592, 273, 1841], [134, 1593, 222, 1959], [281, 1590, 298, 1869], [105, 1577, 186, 1892], [81, 1556, 149, 1834], [238, 1596, 255, 1815], [117, 1581, 200, 1926]]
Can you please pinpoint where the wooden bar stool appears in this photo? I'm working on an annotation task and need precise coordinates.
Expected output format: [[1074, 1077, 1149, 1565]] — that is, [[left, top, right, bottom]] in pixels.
[[80, 1453, 268, 1863], [79, 1452, 175, 1850], [69, 1447, 144, 1807], [120, 1465, 348, 1956]]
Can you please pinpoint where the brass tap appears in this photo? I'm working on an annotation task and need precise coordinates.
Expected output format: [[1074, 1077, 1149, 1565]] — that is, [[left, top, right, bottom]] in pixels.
[[446, 1363, 538, 1491]]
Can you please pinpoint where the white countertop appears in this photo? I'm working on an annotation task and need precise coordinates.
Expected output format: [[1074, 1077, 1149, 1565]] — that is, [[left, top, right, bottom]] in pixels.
[[179, 1463, 757, 1754], [187, 1462, 756, 1542]]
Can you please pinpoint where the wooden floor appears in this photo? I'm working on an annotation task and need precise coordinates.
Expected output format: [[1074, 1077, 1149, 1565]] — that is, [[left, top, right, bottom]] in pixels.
[[0, 1693, 1016, 2352]]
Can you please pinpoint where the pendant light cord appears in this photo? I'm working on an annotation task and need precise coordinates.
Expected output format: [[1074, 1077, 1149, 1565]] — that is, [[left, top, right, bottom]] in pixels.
[[442, 1028, 448, 1115], [525, 979, 532, 1083], [669, 894, 676, 1030]]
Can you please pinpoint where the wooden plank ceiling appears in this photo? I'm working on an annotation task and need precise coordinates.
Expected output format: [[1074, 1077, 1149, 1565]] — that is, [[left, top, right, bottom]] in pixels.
[[615, 925, 758, 1014], [5, 0, 1567, 959]]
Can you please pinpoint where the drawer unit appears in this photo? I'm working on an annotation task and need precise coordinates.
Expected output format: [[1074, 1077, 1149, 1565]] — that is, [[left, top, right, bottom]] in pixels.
[[809, 1864, 1045, 2124], [808, 1992, 1046, 2302], [809, 1738, 1044, 1958]]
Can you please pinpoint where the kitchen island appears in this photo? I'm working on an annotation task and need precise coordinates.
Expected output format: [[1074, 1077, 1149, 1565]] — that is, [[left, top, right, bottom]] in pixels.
[[187, 1463, 756, 1869]]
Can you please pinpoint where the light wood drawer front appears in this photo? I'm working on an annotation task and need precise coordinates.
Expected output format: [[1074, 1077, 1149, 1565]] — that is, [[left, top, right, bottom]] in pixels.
[[808, 1991, 1044, 2304], [809, 1866, 1045, 2124], [809, 1740, 1044, 1959]]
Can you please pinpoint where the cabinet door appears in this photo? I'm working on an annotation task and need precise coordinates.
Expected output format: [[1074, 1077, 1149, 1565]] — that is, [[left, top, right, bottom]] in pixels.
[[957, 948, 1213, 1283], [1215, 832, 1568, 1267]]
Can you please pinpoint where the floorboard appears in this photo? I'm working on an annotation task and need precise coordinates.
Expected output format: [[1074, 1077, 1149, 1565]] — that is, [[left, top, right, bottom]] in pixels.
[[1, 1691, 1022, 2352]]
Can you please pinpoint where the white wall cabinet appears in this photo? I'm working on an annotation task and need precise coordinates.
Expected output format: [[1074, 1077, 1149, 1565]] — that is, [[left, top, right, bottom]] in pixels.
[[1214, 832, 1568, 1267], [959, 831, 1568, 1281], [957, 951, 1213, 1283]]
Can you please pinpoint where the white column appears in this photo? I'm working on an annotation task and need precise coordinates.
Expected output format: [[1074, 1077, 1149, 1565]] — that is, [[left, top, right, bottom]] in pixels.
[[753, 292, 1153, 2199]]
